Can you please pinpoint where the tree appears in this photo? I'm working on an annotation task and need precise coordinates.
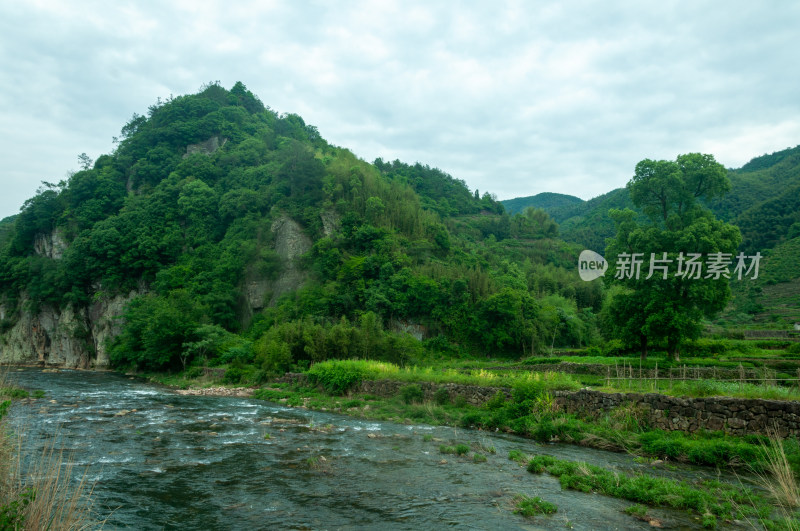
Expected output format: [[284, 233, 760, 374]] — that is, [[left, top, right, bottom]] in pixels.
[[628, 153, 730, 225], [77, 153, 93, 170], [606, 154, 741, 360]]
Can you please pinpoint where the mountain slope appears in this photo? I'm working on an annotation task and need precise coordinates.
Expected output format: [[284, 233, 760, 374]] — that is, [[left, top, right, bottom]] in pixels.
[[505, 146, 800, 255], [501, 192, 583, 217], [0, 82, 599, 371]]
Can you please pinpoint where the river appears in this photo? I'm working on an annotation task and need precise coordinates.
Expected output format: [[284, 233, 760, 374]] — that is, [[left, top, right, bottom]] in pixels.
[[5, 368, 726, 529]]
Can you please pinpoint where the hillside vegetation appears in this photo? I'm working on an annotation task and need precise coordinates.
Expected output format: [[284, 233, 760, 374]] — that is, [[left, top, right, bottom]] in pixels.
[[0, 82, 600, 374], [503, 146, 800, 327]]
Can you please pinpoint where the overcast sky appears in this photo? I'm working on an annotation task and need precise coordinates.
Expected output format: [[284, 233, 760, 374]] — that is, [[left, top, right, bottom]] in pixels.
[[1, 1, 799, 219]]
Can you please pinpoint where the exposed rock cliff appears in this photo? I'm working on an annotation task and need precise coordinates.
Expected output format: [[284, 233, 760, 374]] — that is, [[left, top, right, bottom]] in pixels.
[[33, 228, 68, 259], [269, 215, 312, 305], [244, 215, 312, 312], [0, 290, 140, 368]]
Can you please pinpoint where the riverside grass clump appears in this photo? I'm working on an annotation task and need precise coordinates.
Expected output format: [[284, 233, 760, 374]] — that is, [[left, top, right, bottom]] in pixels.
[[0, 376, 96, 529], [304, 359, 582, 393], [439, 444, 470, 456], [523, 454, 770, 527], [260, 371, 800, 474], [513, 494, 557, 517]]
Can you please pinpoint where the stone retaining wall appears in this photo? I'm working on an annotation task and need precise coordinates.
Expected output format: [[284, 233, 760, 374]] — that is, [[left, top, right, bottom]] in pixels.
[[509, 362, 785, 381], [274, 373, 800, 437], [274, 373, 511, 406], [554, 389, 800, 437]]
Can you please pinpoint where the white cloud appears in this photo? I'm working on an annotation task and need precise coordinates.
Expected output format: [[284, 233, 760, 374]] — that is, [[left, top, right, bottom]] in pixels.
[[1, 1, 799, 218]]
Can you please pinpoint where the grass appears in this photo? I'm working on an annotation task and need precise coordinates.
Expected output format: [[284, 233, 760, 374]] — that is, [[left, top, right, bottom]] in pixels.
[[439, 444, 470, 456], [754, 429, 800, 512], [524, 453, 769, 526], [597, 376, 800, 401], [253, 381, 800, 475], [513, 494, 557, 517], [303, 359, 582, 393], [0, 369, 97, 529]]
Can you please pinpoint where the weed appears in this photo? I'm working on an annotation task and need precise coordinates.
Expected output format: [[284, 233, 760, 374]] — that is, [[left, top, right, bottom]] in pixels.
[[440, 444, 470, 456], [508, 450, 530, 464], [513, 494, 557, 517], [753, 429, 800, 511], [307, 361, 365, 395], [525, 454, 768, 522], [422, 434, 433, 442], [433, 388, 450, 405], [486, 391, 507, 410], [624, 504, 648, 519], [400, 384, 424, 404], [473, 453, 487, 463]]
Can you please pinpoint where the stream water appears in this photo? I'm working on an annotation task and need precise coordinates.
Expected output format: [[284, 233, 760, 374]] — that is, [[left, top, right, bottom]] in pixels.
[[5, 368, 742, 530]]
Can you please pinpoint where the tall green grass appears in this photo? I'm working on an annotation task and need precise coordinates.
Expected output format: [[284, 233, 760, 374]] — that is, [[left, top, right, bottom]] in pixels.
[[306, 359, 582, 392]]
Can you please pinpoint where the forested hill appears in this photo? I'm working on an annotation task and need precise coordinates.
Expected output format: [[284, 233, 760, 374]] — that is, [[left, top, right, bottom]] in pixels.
[[0, 82, 600, 372], [503, 145, 800, 255], [501, 192, 583, 217]]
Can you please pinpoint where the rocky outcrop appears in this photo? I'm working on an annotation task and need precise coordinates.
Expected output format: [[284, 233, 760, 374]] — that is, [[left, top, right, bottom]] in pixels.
[[320, 209, 340, 237], [242, 215, 312, 313], [388, 319, 429, 341], [267, 216, 311, 306], [88, 291, 141, 367], [184, 136, 227, 158], [0, 290, 141, 368], [33, 228, 68, 259]]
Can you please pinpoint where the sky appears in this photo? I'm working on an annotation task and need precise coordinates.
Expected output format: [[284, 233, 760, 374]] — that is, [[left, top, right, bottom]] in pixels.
[[1, 1, 799, 219]]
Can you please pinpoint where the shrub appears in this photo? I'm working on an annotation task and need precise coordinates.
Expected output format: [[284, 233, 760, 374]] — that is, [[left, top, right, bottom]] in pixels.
[[222, 367, 243, 384], [433, 388, 450, 405], [400, 384, 424, 404], [459, 412, 486, 428], [307, 361, 365, 395], [485, 391, 507, 410], [185, 366, 203, 379], [787, 343, 800, 355], [603, 339, 625, 356], [512, 381, 545, 403]]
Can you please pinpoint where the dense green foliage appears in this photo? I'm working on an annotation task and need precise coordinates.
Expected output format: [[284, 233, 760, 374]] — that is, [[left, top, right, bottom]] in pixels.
[[2, 80, 797, 371], [501, 192, 582, 216], [0, 82, 602, 371], [604, 154, 741, 359]]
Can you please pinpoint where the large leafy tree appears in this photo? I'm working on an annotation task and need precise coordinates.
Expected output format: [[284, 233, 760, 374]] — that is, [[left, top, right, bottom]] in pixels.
[[606, 154, 741, 360]]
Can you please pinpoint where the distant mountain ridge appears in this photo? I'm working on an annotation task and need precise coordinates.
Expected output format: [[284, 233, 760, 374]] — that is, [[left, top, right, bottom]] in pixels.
[[501, 192, 583, 217], [502, 145, 800, 254]]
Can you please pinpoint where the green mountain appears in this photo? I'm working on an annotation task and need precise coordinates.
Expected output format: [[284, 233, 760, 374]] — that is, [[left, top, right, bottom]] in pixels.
[[504, 147, 800, 327], [501, 192, 583, 217], [0, 82, 600, 372], [506, 146, 800, 256]]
